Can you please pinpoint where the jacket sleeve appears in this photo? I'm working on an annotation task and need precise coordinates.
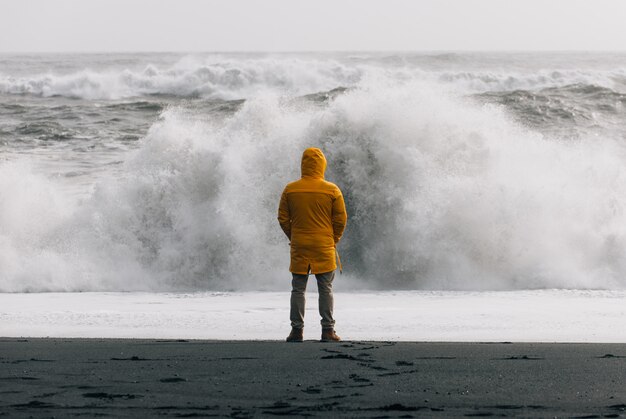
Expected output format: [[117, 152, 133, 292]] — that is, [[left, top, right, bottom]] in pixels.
[[332, 189, 347, 244], [277, 189, 291, 240]]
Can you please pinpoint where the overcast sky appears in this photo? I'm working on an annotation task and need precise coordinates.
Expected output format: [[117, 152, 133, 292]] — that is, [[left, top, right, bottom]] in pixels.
[[1, 0, 626, 53]]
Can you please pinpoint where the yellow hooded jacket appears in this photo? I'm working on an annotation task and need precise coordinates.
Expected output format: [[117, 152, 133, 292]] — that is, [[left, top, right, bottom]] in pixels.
[[278, 148, 347, 274]]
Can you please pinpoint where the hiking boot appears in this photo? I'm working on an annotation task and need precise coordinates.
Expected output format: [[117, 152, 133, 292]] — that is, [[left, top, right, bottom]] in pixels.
[[321, 328, 341, 342], [286, 327, 303, 342]]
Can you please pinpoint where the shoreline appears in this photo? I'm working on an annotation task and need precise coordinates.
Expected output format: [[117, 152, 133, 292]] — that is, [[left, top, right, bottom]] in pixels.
[[2, 338, 625, 417], [3, 290, 626, 342]]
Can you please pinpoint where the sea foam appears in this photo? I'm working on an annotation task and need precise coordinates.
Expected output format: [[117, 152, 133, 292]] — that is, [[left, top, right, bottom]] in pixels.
[[3, 78, 626, 291]]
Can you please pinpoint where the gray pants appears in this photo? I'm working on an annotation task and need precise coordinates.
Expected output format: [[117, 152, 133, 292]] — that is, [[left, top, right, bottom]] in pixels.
[[290, 270, 335, 329]]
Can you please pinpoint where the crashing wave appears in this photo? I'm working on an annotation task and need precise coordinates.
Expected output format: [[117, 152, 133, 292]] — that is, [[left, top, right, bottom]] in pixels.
[[3, 78, 626, 292]]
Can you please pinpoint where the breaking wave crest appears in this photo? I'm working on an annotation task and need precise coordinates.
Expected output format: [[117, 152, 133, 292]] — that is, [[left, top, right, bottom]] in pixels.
[[2, 54, 626, 100], [0, 56, 363, 100], [3, 79, 626, 291], [439, 69, 626, 94]]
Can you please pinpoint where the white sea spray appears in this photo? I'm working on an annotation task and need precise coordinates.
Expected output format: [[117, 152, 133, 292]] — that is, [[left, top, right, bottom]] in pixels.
[[3, 74, 626, 291]]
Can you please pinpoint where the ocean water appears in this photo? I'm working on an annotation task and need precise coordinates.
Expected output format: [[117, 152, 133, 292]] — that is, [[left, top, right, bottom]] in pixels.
[[2, 52, 626, 292]]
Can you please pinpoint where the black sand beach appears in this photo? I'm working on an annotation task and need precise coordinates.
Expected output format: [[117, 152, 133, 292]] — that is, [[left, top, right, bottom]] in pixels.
[[1, 339, 625, 417]]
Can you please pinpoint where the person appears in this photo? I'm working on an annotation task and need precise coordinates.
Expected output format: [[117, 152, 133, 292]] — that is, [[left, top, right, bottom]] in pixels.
[[278, 147, 347, 343]]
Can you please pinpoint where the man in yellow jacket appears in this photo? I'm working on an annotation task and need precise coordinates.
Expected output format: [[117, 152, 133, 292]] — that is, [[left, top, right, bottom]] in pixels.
[[278, 148, 347, 342]]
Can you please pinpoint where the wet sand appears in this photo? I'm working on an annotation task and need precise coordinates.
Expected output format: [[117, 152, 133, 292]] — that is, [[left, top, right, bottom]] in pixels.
[[1, 339, 625, 417]]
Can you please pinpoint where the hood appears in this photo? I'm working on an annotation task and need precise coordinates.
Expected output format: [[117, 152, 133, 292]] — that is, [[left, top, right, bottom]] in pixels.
[[301, 147, 327, 179]]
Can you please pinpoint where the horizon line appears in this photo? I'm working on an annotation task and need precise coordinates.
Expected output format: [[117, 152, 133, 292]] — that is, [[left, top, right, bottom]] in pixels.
[[1, 49, 626, 55]]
